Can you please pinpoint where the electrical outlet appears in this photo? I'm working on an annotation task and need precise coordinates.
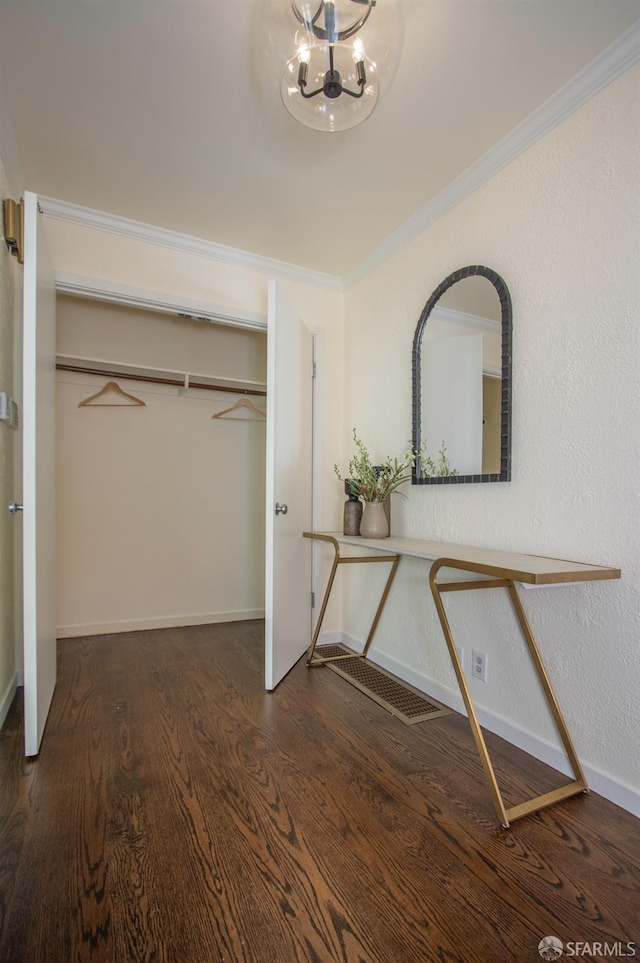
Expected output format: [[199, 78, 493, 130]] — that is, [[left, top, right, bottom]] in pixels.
[[472, 649, 487, 681]]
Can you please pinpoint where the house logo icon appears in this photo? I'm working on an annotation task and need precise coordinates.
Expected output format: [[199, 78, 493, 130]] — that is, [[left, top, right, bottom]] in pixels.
[[538, 936, 564, 960]]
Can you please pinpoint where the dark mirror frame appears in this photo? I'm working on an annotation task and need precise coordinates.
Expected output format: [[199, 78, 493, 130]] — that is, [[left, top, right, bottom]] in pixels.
[[412, 264, 512, 485]]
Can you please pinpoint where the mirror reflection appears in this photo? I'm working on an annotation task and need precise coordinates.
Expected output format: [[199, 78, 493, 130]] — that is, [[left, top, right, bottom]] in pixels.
[[412, 266, 512, 485]]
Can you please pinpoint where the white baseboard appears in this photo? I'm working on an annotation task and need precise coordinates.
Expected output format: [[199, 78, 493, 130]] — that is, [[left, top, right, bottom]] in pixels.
[[322, 631, 639, 820], [0, 672, 19, 729], [57, 609, 265, 639]]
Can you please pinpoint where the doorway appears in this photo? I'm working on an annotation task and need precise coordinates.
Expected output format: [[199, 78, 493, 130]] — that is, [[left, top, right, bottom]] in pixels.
[[55, 295, 269, 638]]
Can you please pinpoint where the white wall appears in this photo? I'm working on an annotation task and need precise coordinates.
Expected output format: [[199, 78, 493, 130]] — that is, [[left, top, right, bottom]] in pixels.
[[56, 297, 268, 635], [341, 63, 640, 812], [56, 294, 268, 377]]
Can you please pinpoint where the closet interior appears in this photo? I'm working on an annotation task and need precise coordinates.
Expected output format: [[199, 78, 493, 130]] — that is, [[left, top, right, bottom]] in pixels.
[[55, 295, 267, 638]]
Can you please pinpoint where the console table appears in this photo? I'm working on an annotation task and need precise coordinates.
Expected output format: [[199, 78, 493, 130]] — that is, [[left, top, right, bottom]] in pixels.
[[303, 532, 621, 828]]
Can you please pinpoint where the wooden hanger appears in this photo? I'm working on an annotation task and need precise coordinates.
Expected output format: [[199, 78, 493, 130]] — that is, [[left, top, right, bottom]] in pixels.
[[212, 397, 266, 420], [78, 380, 146, 407]]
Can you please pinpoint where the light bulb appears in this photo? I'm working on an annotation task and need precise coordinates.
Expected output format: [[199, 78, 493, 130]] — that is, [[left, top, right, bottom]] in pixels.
[[256, 0, 404, 133]]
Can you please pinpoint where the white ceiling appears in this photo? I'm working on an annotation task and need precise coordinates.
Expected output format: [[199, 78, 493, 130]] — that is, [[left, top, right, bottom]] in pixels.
[[0, 0, 639, 277]]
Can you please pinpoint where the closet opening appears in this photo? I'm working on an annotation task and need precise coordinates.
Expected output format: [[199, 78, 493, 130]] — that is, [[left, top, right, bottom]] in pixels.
[[55, 295, 268, 639]]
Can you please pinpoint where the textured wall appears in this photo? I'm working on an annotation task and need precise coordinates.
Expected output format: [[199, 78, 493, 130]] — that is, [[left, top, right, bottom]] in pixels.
[[0, 156, 17, 721], [342, 64, 640, 803]]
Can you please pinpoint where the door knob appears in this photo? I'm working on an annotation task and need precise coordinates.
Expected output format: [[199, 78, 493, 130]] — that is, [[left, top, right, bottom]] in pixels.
[[8, 501, 23, 515], [275, 503, 288, 516]]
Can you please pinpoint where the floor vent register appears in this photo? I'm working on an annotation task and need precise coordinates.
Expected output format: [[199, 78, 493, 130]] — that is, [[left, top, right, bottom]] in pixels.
[[315, 645, 452, 726]]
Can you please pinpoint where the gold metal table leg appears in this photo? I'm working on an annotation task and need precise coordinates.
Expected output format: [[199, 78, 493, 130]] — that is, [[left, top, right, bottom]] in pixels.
[[429, 558, 588, 828], [361, 553, 400, 657], [305, 535, 341, 665], [303, 533, 400, 667]]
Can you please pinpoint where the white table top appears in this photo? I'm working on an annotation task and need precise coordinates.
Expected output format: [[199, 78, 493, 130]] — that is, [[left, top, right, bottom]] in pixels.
[[304, 533, 621, 585]]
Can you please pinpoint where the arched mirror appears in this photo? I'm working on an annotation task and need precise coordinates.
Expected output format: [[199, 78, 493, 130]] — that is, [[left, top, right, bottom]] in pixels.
[[412, 265, 512, 485]]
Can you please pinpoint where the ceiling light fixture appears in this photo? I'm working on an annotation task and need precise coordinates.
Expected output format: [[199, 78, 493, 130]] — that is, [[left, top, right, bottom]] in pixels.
[[279, 1, 403, 132]]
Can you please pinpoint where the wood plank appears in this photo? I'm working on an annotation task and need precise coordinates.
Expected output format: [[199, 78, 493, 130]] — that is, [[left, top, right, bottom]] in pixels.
[[0, 623, 638, 962]]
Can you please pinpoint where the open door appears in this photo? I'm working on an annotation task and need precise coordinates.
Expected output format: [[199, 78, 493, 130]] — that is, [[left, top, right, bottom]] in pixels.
[[264, 281, 314, 690], [22, 191, 57, 755]]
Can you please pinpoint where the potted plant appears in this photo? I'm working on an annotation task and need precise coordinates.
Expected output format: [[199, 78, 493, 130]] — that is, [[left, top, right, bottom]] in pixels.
[[334, 430, 415, 537]]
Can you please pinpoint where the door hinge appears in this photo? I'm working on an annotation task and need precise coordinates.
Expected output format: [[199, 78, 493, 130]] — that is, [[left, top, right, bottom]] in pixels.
[[0, 393, 19, 429], [311, 591, 316, 608], [3, 199, 24, 264], [312, 361, 317, 378]]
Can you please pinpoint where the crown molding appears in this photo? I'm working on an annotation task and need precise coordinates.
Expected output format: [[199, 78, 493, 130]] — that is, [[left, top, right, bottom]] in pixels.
[[430, 305, 500, 334], [343, 19, 640, 289], [39, 197, 343, 294], [55, 272, 267, 331]]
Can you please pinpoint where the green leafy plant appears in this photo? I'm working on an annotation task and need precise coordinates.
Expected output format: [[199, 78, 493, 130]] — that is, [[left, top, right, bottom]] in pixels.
[[416, 441, 459, 479], [334, 429, 416, 503]]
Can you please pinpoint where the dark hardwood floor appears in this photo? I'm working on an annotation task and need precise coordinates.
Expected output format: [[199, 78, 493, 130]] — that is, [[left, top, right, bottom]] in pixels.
[[0, 621, 638, 962]]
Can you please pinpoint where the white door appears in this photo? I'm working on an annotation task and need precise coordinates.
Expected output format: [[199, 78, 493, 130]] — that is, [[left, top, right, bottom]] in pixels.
[[264, 281, 314, 690], [22, 191, 57, 755]]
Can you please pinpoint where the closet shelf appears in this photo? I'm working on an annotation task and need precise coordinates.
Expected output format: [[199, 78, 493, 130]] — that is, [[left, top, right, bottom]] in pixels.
[[56, 354, 267, 397]]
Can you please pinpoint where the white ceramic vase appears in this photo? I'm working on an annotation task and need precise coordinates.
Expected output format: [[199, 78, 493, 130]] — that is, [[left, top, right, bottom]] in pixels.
[[359, 500, 389, 538]]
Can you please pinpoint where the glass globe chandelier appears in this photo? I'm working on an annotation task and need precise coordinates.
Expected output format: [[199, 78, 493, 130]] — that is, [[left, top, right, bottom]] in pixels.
[[276, 1, 404, 132]]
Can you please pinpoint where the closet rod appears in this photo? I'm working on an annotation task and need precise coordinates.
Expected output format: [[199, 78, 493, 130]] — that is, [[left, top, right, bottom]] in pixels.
[[55, 364, 267, 397]]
